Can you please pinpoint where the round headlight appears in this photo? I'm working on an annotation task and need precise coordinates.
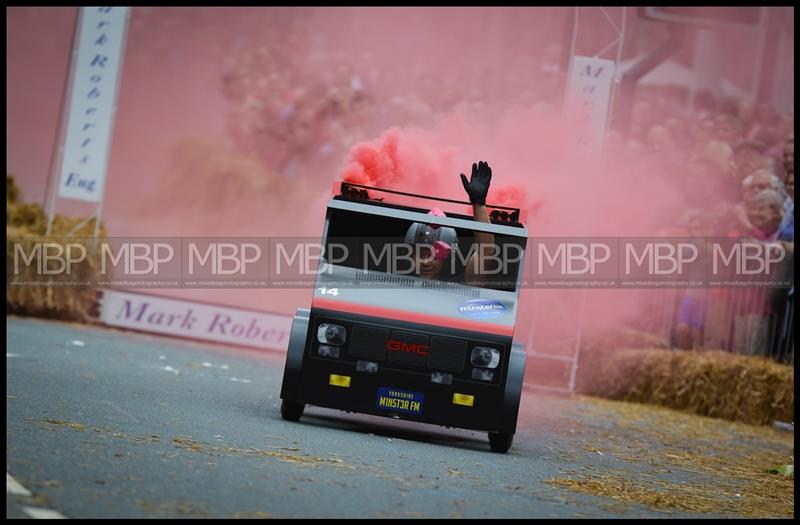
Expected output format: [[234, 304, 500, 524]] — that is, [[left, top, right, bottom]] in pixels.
[[317, 323, 346, 345], [470, 346, 500, 369]]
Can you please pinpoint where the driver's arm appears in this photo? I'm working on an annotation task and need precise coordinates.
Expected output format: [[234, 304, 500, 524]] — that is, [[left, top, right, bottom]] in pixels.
[[460, 161, 495, 286], [465, 203, 495, 285]]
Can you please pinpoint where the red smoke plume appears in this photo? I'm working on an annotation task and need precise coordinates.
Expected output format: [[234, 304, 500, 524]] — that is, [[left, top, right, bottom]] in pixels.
[[341, 126, 529, 209]]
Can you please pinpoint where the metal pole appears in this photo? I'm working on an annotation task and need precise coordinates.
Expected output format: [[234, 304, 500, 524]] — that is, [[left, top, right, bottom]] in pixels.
[[562, 7, 580, 116], [567, 289, 587, 395], [93, 202, 103, 238], [615, 23, 684, 134], [604, 7, 626, 142], [756, 8, 781, 103], [64, 210, 97, 237], [751, 9, 769, 99]]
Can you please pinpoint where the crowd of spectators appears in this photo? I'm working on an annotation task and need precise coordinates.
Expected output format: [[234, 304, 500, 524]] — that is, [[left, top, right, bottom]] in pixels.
[[218, 26, 565, 181], [616, 86, 794, 361]]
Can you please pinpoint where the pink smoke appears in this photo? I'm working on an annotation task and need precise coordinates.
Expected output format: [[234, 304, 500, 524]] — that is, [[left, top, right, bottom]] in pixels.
[[342, 130, 531, 209], [339, 106, 685, 237], [334, 105, 693, 389]]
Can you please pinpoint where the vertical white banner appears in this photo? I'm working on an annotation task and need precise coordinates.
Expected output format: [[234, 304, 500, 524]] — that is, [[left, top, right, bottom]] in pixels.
[[564, 55, 616, 156], [57, 7, 129, 203]]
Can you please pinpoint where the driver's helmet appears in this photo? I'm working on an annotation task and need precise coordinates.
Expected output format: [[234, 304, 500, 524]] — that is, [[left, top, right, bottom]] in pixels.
[[404, 207, 458, 260]]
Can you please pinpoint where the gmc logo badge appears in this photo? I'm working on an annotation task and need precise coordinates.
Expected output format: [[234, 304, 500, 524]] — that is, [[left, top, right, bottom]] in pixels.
[[387, 340, 430, 356]]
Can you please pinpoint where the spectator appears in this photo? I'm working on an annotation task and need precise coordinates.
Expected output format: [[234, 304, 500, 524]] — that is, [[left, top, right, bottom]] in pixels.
[[646, 125, 675, 155], [730, 189, 788, 356], [701, 139, 737, 178], [733, 140, 770, 181], [737, 98, 758, 134], [783, 133, 794, 187], [778, 135, 794, 243], [731, 169, 788, 234], [675, 209, 709, 350], [684, 155, 727, 207], [746, 188, 786, 241], [742, 169, 785, 201], [664, 116, 691, 151], [712, 114, 744, 145]]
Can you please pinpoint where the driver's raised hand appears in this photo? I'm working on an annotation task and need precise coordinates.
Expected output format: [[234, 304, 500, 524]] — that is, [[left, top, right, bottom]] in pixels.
[[460, 160, 492, 205]]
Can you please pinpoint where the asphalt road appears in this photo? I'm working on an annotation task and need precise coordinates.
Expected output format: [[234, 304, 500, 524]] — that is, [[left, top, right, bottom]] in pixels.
[[6, 316, 793, 518]]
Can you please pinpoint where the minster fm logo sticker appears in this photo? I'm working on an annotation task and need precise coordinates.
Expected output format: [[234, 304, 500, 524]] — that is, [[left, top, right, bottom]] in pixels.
[[457, 299, 506, 319]]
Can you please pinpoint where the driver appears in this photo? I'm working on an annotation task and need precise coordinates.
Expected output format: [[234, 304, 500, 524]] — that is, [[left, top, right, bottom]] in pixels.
[[405, 161, 496, 286]]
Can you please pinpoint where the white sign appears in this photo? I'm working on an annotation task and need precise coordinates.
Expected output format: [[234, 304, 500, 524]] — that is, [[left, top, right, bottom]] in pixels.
[[100, 290, 292, 352], [57, 7, 129, 202], [564, 55, 616, 155]]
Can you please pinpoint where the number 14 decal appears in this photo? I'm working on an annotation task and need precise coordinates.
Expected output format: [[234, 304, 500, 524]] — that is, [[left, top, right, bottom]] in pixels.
[[317, 287, 339, 296]]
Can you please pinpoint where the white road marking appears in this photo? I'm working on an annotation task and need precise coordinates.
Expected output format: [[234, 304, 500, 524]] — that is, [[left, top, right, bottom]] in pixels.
[[227, 377, 252, 384], [7, 353, 22, 358], [22, 506, 66, 519], [202, 362, 230, 370], [9, 473, 67, 518], [161, 366, 180, 375], [7, 473, 32, 496], [69, 340, 85, 347], [158, 355, 167, 361]]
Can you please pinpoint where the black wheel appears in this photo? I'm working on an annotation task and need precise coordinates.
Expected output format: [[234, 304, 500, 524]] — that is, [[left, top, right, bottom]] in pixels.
[[488, 432, 513, 453], [281, 399, 305, 422]]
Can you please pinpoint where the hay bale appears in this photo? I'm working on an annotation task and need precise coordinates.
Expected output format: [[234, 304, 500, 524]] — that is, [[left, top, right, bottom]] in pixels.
[[578, 348, 794, 426], [7, 234, 102, 323], [7, 174, 21, 204], [6, 175, 105, 323]]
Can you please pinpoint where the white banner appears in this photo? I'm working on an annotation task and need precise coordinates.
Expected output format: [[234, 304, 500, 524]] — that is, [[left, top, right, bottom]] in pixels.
[[564, 55, 616, 155], [100, 290, 292, 352], [57, 7, 129, 203]]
